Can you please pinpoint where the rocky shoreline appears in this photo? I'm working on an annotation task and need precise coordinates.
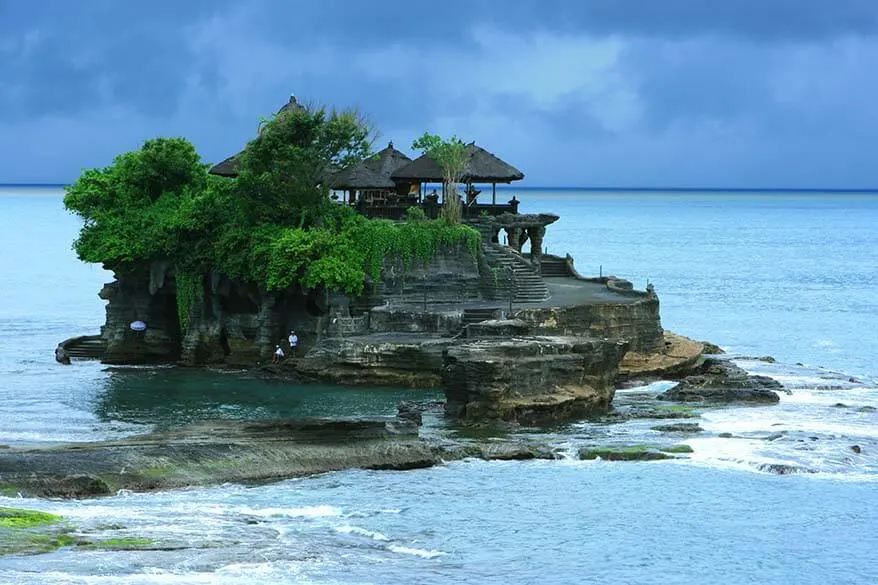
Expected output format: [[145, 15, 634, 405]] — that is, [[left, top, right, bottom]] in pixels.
[[1, 342, 787, 500], [41, 222, 792, 499]]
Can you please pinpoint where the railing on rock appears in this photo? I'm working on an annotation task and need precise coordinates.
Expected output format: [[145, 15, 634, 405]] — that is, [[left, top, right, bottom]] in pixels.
[[355, 199, 519, 221]]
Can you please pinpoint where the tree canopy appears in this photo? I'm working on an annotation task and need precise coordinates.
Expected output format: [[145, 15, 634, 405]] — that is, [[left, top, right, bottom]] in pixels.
[[64, 102, 481, 331]]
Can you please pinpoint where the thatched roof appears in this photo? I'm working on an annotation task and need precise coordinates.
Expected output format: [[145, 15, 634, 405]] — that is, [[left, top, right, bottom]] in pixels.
[[208, 152, 242, 177], [391, 143, 525, 183], [208, 95, 307, 177], [330, 142, 412, 190], [275, 94, 306, 117], [330, 165, 395, 190], [368, 141, 412, 177]]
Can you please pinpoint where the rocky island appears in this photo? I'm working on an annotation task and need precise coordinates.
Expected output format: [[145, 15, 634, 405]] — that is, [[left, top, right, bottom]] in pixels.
[[6, 96, 781, 500]]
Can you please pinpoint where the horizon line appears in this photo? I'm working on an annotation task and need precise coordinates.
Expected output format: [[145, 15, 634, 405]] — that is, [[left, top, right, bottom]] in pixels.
[[2, 182, 878, 194]]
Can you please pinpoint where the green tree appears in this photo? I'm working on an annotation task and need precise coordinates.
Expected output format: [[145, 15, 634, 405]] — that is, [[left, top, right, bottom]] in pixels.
[[235, 104, 375, 226], [64, 137, 209, 269], [411, 132, 469, 224], [63, 104, 482, 333]]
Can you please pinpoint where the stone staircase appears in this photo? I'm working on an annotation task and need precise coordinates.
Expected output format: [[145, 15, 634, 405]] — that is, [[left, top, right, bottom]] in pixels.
[[482, 243, 550, 302], [61, 335, 107, 359], [539, 255, 571, 277], [462, 308, 502, 327]]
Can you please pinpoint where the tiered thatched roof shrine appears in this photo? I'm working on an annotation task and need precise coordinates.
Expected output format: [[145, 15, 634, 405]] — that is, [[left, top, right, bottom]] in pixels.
[[208, 96, 525, 219], [208, 96, 307, 178]]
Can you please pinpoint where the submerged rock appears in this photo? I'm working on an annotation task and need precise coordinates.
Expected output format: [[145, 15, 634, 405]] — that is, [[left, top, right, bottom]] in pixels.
[[578, 446, 673, 461], [42, 475, 111, 499], [659, 359, 782, 404], [651, 423, 703, 433], [756, 462, 817, 475]]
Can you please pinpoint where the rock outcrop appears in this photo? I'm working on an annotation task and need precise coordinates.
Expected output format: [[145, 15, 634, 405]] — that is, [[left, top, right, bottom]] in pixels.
[[0, 412, 565, 499], [512, 298, 664, 354], [617, 331, 704, 383], [296, 334, 451, 387], [442, 336, 629, 422], [99, 265, 181, 364], [659, 358, 783, 403]]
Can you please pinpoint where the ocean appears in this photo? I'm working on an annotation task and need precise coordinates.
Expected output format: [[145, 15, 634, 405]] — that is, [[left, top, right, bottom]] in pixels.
[[1, 186, 876, 584]]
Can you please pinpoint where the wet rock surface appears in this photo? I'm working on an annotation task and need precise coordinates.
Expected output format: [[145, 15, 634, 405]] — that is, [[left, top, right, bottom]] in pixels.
[[0, 409, 568, 499], [651, 423, 704, 433], [442, 336, 628, 423], [659, 358, 783, 404], [295, 335, 450, 387]]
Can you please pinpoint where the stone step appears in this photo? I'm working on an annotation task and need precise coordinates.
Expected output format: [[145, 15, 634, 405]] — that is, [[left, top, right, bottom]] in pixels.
[[61, 335, 107, 359], [462, 308, 502, 326], [482, 243, 550, 303], [539, 259, 570, 277]]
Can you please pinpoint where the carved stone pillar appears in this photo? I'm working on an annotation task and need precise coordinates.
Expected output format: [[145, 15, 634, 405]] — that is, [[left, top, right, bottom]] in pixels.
[[506, 227, 520, 251], [529, 225, 546, 265]]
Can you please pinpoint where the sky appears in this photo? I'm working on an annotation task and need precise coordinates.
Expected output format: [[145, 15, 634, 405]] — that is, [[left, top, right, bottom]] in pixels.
[[2, 0, 878, 188]]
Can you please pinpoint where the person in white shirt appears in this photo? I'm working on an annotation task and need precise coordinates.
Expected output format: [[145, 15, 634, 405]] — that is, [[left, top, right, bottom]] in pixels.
[[273, 344, 285, 364], [288, 330, 299, 357]]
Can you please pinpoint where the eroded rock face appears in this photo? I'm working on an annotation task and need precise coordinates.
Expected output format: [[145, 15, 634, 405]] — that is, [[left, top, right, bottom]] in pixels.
[[513, 299, 664, 354], [100, 267, 181, 364], [442, 336, 629, 423], [660, 359, 783, 404], [296, 335, 451, 387]]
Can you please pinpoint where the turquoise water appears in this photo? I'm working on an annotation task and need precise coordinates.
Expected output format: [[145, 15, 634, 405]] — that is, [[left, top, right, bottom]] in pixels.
[[1, 187, 877, 583]]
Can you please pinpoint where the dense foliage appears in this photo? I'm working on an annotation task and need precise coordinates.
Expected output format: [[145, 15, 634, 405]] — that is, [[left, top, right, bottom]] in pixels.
[[64, 105, 481, 331]]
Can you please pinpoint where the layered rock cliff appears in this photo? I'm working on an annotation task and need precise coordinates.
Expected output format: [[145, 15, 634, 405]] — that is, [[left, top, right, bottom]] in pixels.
[[442, 336, 629, 422], [89, 240, 671, 425], [100, 264, 181, 364]]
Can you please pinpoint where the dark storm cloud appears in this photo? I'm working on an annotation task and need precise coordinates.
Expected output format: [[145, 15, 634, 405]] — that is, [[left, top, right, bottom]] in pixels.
[[2, 0, 878, 186], [0, 0, 224, 119]]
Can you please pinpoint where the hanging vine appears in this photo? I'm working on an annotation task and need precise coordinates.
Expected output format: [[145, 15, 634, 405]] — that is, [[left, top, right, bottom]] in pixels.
[[175, 271, 203, 332], [264, 214, 481, 296]]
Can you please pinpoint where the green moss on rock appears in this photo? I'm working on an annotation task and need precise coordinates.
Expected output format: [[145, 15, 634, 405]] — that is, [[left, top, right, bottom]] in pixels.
[[0, 507, 62, 529], [0, 507, 79, 556], [579, 443, 694, 461], [579, 445, 673, 461], [84, 537, 155, 550], [663, 444, 694, 454]]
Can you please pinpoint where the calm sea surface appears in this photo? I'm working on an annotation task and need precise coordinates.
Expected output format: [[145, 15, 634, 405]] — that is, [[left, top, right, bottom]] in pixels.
[[1, 187, 876, 584]]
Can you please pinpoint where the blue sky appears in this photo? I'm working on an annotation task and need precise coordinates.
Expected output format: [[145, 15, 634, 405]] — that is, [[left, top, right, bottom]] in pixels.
[[2, 0, 878, 187]]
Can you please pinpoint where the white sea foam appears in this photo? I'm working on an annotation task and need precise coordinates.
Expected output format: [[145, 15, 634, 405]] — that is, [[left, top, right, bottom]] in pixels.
[[387, 545, 447, 559], [334, 524, 390, 541], [237, 505, 343, 519], [614, 380, 679, 394]]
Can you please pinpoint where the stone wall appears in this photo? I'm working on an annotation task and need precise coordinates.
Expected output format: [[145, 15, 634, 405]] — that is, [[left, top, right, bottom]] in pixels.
[[377, 247, 483, 305], [369, 307, 463, 335]]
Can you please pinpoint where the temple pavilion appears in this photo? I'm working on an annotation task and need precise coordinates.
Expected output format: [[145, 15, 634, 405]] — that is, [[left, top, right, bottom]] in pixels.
[[208, 96, 526, 220]]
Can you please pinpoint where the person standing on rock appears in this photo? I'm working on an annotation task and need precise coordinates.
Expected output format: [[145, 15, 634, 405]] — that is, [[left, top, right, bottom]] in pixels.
[[273, 344, 285, 364], [288, 330, 298, 358]]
